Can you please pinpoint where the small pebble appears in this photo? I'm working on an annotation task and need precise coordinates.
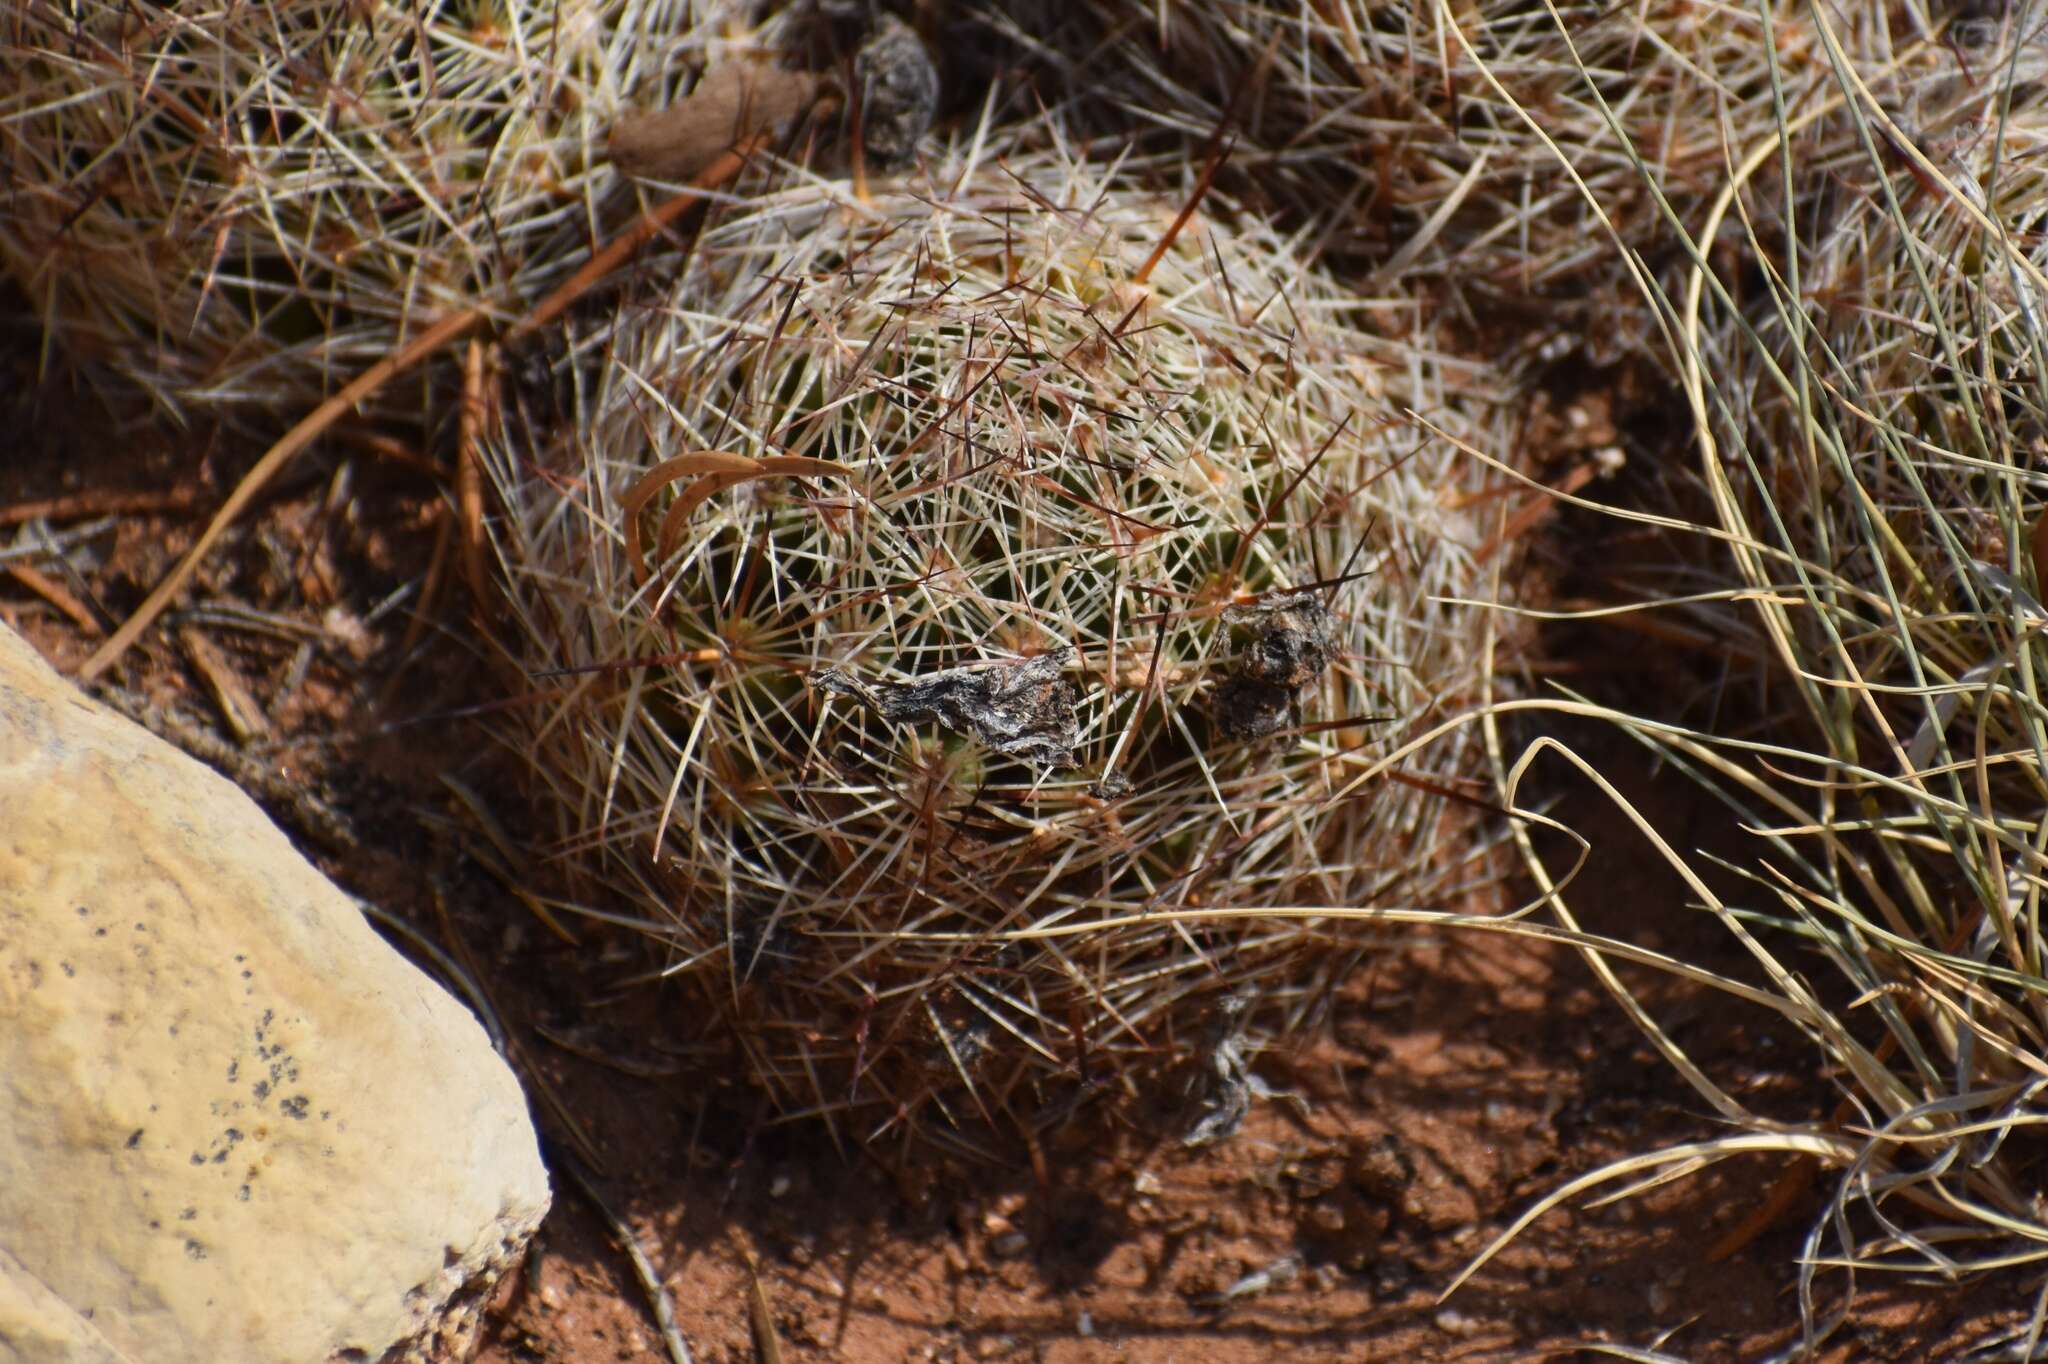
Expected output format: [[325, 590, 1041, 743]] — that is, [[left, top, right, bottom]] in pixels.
[[1435, 1308, 1480, 1338], [989, 1231, 1030, 1259]]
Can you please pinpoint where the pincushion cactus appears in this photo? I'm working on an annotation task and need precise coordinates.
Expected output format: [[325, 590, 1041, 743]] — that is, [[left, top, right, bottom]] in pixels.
[[0, 0, 820, 419], [485, 127, 1516, 1151]]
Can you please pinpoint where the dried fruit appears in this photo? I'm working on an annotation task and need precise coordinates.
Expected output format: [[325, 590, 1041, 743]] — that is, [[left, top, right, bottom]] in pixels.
[[811, 650, 1081, 771], [854, 14, 940, 162]]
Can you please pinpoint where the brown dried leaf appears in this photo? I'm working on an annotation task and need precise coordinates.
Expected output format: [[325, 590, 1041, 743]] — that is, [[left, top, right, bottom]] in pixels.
[[608, 64, 823, 182]]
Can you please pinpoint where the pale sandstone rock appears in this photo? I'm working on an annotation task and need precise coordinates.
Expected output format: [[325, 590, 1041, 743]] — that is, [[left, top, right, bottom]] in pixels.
[[0, 623, 549, 1364], [0, 1247, 127, 1364]]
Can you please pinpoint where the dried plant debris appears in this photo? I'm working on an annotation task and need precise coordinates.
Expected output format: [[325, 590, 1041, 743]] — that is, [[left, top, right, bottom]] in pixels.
[[1542, 8, 2048, 1325], [1211, 594, 1332, 743], [1088, 770, 1133, 801], [854, 14, 941, 162], [1228, 594, 1333, 688], [1182, 989, 1282, 1148], [812, 649, 1081, 770], [609, 63, 825, 182], [1209, 676, 1297, 744]]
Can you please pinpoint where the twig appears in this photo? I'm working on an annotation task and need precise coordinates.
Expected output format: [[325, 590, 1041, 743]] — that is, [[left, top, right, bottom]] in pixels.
[[457, 339, 490, 609], [81, 147, 760, 683], [5, 562, 103, 634], [0, 487, 202, 526], [79, 307, 484, 682], [558, 1150, 695, 1364]]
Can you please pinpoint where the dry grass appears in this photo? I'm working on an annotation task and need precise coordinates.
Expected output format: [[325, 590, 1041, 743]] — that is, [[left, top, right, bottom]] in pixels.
[[481, 112, 1520, 1156], [1417, 1, 2048, 1348], [0, 0, 809, 423], [994, 0, 1838, 363]]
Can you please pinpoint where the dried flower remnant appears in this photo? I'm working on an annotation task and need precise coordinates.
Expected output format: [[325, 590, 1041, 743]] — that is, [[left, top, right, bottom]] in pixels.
[[811, 649, 1081, 770], [1209, 676, 1293, 743], [1230, 594, 1334, 688], [608, 63, 825, 182], [854, 14, 940, 162], [1088, 770, 1133, 800], [1211, 594, 1333, 742]]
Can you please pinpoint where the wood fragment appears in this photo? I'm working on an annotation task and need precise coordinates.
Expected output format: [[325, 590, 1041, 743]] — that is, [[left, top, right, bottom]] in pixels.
[[5, 562, 103, 635], [0, 487, 202, 527], [609, 64, 822, 183], [457, 339, 489, 609], [178, 625, 271, 742]]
